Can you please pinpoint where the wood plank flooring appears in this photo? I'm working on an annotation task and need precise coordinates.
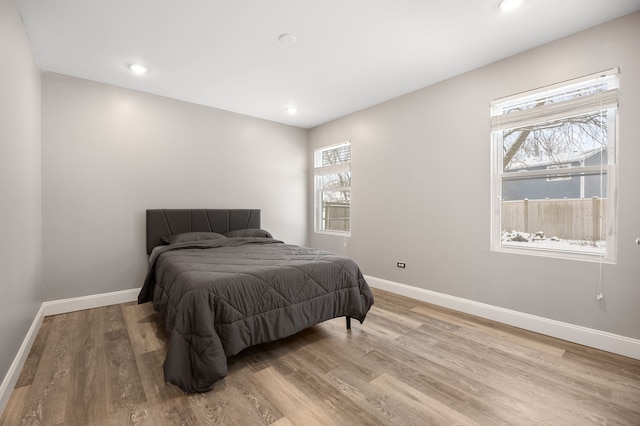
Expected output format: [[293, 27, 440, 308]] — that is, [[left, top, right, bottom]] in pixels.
[[2, 288, 639, 425]]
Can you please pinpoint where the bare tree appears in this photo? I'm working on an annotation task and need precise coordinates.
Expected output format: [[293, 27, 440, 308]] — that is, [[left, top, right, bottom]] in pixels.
[[502, 91, 608, 171], [503, 112, 607, 170], [321, 146, 351, 202]]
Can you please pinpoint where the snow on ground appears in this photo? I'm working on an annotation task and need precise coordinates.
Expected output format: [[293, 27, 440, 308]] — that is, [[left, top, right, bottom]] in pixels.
[[501, 230, 605, 255]]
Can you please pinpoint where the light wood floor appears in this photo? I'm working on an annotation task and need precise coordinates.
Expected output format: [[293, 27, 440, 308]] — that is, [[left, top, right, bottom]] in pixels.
[[2, 288, 639, 425]]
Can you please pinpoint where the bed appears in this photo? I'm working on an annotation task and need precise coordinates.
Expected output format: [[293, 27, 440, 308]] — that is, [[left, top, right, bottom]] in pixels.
[[138, 209, 374, 393]]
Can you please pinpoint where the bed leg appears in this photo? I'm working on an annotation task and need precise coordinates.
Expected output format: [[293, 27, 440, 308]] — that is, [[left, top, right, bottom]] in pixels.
[[346, 316, 351, 330]]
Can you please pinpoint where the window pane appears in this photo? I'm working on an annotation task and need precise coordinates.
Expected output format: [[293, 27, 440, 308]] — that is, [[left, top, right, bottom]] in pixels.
[[318, 172, 351, 190], [502, 111, 608, 173], [316, 144, 351, 167], [320, 190, 350, 232], [501, 174, 606, 254]]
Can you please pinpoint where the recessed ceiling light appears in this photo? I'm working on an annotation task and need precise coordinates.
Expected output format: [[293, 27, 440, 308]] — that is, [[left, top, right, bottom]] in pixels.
[[286, 106, 299, 115], [278, 33, 297, 44], [128, 63, 149, 75], [498, 0, 523, 11]]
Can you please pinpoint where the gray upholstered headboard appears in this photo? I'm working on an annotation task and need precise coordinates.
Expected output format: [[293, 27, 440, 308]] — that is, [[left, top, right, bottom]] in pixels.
[[146, 209, 261, 254]]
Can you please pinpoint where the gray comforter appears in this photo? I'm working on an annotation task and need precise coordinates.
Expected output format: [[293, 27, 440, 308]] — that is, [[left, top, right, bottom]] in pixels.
[[138, 238, 374, 393]]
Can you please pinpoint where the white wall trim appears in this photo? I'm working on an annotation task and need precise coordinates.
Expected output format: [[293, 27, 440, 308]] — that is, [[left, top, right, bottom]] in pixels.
[[42, 288, 140, 317], [365, 275, 640, 360], [0, 304, 45, 416]]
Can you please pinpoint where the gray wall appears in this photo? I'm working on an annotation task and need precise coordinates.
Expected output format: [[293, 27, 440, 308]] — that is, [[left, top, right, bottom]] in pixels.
[[0, 0, 44, 387], [309, 12, 640, 340], [42, 74, 308, 301]]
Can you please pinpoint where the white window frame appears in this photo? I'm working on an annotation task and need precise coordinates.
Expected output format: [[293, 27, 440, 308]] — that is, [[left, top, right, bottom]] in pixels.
[[314, 141, 351, 236], [490, 69, 619, 263], [546, 164, 571, 182]]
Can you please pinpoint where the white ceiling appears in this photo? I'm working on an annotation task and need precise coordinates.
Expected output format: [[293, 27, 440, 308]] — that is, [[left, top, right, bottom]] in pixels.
[[17, 0, 640, 129]]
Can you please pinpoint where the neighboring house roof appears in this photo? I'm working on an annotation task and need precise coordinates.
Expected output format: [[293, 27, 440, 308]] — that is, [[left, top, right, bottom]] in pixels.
[[506, 147, 605, 171]]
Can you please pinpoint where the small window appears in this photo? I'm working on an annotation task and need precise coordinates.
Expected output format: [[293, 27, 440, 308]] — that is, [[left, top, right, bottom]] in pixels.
[[314, 142, 351, 235], [490, 69, 619, 262]]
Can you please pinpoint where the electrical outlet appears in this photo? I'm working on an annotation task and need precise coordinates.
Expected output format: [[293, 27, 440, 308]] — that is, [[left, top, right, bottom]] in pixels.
[[396, 262, 406, 269]]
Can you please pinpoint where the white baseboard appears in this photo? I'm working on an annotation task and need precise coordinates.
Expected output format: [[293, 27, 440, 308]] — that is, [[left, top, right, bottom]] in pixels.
[[365, 275, 640, 360], [0, 304, 45, 416], [42, 288, 140, 316], [1, 288, 140, 416]]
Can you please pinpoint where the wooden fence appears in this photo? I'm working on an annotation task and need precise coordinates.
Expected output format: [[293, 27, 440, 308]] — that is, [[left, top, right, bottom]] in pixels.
[[502, 197, 606, 241], [323, 203, 350, 232]]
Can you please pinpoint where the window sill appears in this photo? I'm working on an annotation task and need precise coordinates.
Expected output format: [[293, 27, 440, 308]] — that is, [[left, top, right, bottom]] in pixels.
[[492, 243, 616, 264], [315, 230, 351, 237]]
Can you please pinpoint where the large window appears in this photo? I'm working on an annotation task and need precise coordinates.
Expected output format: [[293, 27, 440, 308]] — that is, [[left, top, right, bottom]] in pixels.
[[314, 141, 351, 234], [490, 69, 619, 262]]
